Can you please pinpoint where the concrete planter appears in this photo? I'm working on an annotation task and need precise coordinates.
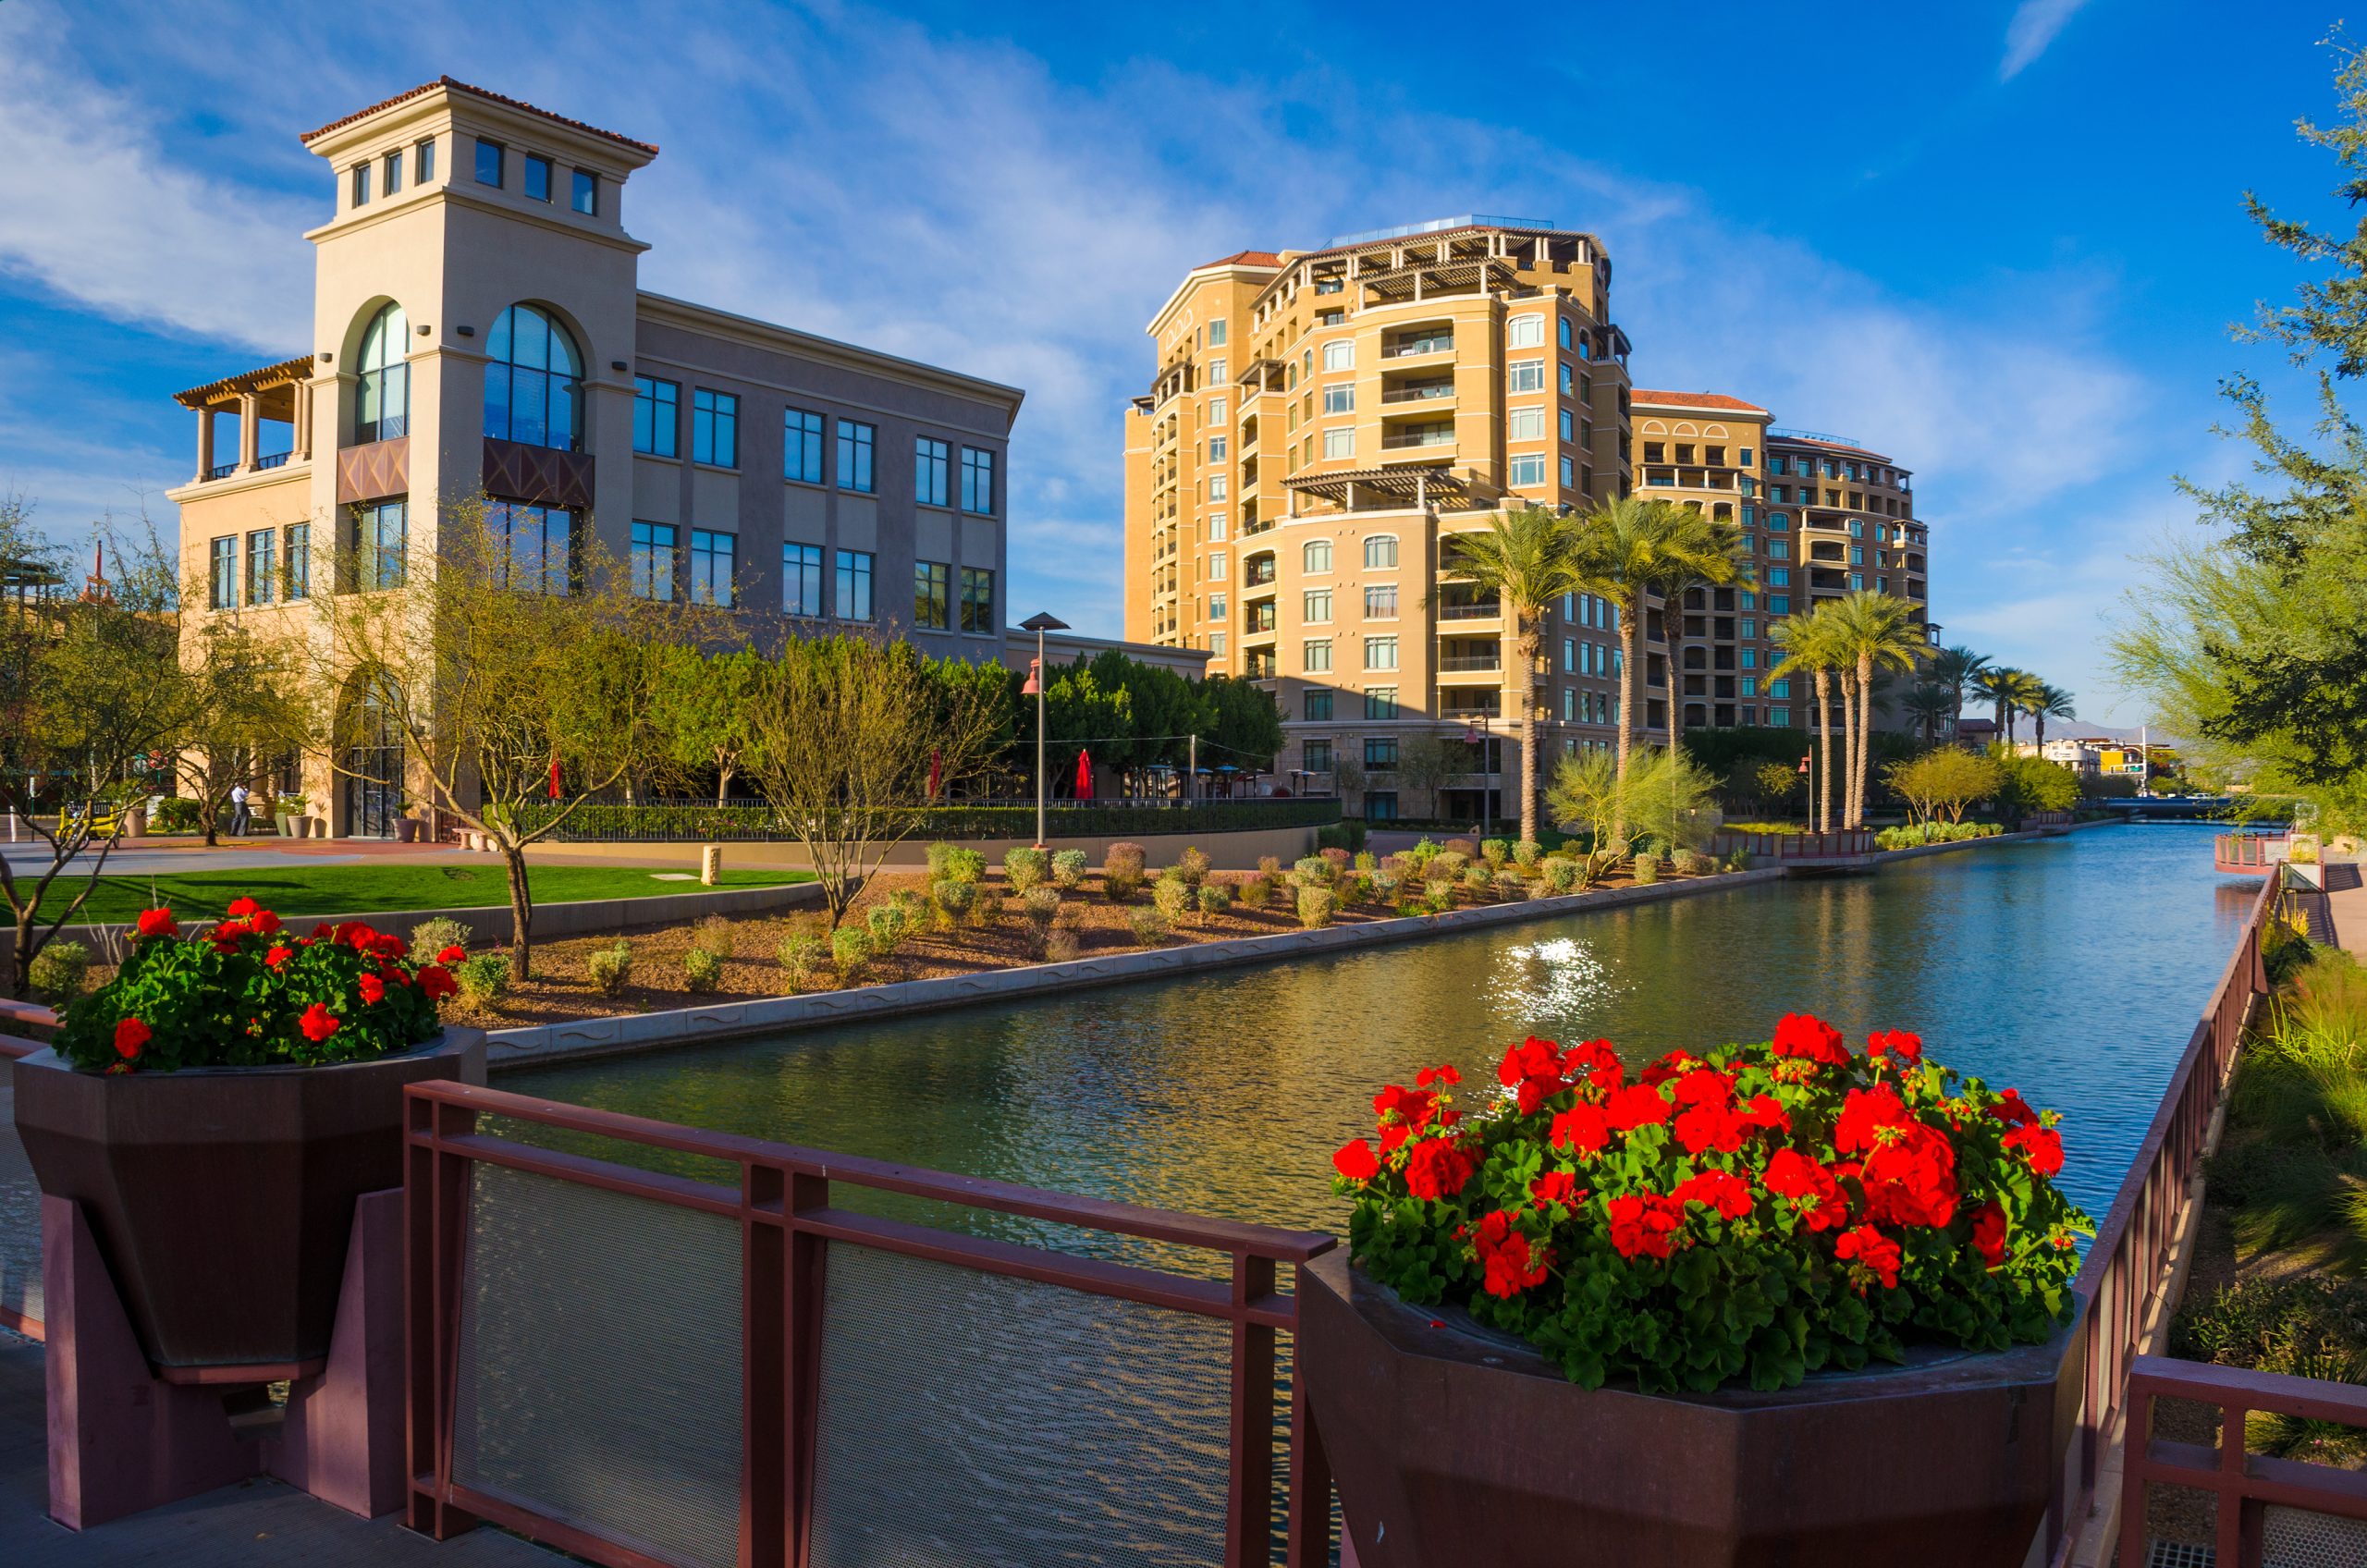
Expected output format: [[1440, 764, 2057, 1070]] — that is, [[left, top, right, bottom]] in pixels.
[[276, 813, 300, 838], [11, 1030, 484, 1376], [1301, 1250, 2083, 1568]]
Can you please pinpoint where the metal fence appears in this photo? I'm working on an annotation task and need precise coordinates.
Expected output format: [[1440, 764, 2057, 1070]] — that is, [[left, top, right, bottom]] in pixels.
[[514, 796, 1343, 845], [0, 997, 55, 1339], [2120, 1357, 2367, 1565], [1708, 828, 1877, 860], [403, 1080, 1338, 1568]]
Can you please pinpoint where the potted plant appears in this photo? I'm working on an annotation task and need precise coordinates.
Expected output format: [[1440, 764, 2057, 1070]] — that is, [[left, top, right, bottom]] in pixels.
[[11, 900, 483, 1378], [1307, 1015, 2091, 1567], [395, 810, 421, 843], [276, 794, 307, 838]]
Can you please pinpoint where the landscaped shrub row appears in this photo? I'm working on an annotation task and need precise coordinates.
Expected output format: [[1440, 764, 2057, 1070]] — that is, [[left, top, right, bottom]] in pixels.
[[1874, 821, 2006, 850], [515, 798, 1343, 842]]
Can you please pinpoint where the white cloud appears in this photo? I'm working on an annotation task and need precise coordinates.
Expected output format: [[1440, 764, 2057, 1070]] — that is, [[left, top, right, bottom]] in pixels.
[[2000, 0, 2091, 81]]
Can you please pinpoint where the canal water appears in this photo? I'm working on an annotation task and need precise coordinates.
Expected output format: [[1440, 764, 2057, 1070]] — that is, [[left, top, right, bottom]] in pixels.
[[480, 822, 2250, 1568]]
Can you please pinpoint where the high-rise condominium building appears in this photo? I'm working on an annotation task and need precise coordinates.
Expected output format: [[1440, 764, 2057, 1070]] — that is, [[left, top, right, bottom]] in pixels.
[[1122, 217, 1637, 822], [169, 78, 1024, 836], [1630, 398, 1935, 734]]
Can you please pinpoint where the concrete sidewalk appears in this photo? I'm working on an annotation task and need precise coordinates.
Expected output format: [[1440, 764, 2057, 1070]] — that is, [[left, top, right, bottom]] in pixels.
[[2319, 855, 2367, 962]]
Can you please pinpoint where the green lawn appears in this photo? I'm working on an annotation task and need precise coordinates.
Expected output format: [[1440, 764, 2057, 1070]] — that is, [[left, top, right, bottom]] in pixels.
[[31, 864, 811, 926]]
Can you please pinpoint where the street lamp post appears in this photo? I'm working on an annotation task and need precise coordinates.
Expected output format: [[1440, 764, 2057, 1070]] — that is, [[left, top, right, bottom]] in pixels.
[[1019, 611, 1069, 850]]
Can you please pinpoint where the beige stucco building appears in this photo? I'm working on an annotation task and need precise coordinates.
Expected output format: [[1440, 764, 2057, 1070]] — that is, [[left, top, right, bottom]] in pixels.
[[1121, 217, 1638, 822], [171, 78, 1024, 837]]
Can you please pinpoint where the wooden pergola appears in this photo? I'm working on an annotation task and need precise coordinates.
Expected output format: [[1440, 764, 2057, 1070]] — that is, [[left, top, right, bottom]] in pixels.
[[173, 355, 313, 481]]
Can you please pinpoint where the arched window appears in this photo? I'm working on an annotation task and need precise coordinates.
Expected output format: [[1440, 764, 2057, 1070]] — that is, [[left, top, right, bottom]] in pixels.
[[484, 303, 583, 451], [1303, 539, 1332, 573], [1364, 534, 1399, 570], [355, 302, 409, 443]]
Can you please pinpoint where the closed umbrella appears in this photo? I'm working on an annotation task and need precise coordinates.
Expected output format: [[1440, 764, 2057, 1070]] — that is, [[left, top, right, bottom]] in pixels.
[[548, 760, 562, 800], [927, 749, 942, 800], [1074, 748, 1092, 801]]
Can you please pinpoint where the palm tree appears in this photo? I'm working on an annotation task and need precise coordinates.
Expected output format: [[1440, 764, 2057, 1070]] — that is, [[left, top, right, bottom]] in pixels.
[[2030, 682, 2076, 756], [1567, 496, 1709, 841], [1438, 504, 1588, 844], [1930, 645, 1991, 740], [1653, 507, 1756, 753], [1971, 666, 2024, 741], [1770, 608, 1846, 832], [1901, 682, 1954, 747], [1829, 592, 1929, 826]]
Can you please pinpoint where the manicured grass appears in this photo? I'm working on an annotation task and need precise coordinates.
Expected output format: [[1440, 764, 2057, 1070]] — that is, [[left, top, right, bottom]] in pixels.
[[29, 864, 811, 926]]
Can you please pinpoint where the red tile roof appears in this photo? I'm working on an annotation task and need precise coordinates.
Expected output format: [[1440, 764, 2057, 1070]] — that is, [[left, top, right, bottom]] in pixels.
[[1198, 250, 1282, 270], [300, 77, 657, 155], [1631, 389, 1769, 414]]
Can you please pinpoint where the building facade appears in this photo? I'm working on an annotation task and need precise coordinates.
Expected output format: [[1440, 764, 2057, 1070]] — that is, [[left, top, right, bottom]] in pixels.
[[169, 79, 1024, 836], [1121, 217, 1638, 822], [1633, 398, 1935, 733]]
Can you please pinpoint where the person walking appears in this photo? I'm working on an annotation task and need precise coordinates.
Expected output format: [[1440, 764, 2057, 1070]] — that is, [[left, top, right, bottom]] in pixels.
[[227, 780, 251, 838]]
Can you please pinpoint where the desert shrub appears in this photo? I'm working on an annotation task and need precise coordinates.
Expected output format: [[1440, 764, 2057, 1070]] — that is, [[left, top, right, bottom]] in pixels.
[[1429, 851, 1470, 884], [931, 877, 976, 925], [942, 847, 987, 885], [682, 945, 723, 994], [1197, 883, 1233, 916], [1318, 846, 1352, 875], [1494, 867, 1527, 899], [1294, 855, 1339, 888], [1674, 850, 1716, 876], [1480, 839, 1511, 871], [1462, 866, 1492, 892], [831, 925, 874, 979], [1051, 849, 1089, 889], [1632, 852, 1662, 886], [1373, 871, 1402, 904], [586, 941, 633, 998], [925, 840, 956, 879], [1297, 886, 1336, 929], [1344, 871, 1377, 907], [1128, 907, 1172, 946], [1726, 849, 1753, 872], [1239, 876, 1272, 911], [1023, 887, 1063, 931], [1443, 838, 1478, 858], [1174, 845, 1211, 888], [1404, 839, 1440, 871], [1153, 877, 1193, 921], [1875, 821, 2005, 850], [1003, 846, 1049, 893], [1258, 854, 1283, 877], [974, 888, 1006, 927], [1354, 850, 1378, 873], [456, 953, 511, 1007], [27, 940, 91, 1002], [778, 934, 828, 991], [865, 903, 909, 953], [1105, 843, 1147, 899], [1542, 857, 1578, 894], [692, 914, 738, 961], [1044, 927, 1082, 962], [1513, 839, 1543, 870], [1425, 882, 1458, 914], [410, 917, 473, 964]]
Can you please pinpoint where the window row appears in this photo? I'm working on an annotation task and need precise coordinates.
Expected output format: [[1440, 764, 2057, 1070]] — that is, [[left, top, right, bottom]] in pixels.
[[472, 137, 600, 214], [205, 524, 313, 610], [1300, 688, 1401, 722], [347, 138, 437, 208], [632, 376, 996, 512], [626, 528, 994, 630]]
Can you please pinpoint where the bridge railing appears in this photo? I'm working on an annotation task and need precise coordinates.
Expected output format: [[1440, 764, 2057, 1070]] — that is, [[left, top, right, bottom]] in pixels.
[[402, 1080, 1338, 1568], [2119, 1356, 2367, 1564], [2212, 833, 2286, 873], [2046, 872, 2275, 1564], [1708, 828, 1875, 860], [0, 998, 55, 1340]]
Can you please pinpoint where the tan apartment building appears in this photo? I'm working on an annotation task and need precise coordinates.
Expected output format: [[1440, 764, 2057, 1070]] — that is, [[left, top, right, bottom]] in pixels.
[[169, 78, 1024, 837], [1633, 399, 1935, 733], [1122, 217, 1639, 822]]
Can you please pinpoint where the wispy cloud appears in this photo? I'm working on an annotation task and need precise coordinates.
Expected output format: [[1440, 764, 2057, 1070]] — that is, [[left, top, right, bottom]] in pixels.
[[2000, 0, 2091, 81]]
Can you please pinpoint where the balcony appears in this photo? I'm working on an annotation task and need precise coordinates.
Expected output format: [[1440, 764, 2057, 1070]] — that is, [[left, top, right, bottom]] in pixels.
[[1438, 598, 1502, 622], [1439, 692, 1503, 720], [1381, 332, 1454, 361], [173, 353, 314, 491], [1380, 378, 1456, 405], [1380, 423, 1455, 452]]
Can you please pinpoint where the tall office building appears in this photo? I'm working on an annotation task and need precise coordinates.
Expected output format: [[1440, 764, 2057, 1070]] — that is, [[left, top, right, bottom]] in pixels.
[[1122, 217, 1637, 821]]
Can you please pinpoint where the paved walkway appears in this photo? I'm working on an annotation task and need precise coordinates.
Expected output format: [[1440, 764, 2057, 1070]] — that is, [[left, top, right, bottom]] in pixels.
[[0, 1330, 558, 1567], [2320, 855, 2367, 962]]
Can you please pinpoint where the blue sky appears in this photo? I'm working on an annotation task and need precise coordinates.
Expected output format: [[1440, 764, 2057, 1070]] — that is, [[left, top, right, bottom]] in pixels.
[[0, 0, 2347, 723]]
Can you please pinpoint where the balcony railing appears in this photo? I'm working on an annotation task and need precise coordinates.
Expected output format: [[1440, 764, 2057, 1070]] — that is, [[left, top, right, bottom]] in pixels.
[[1380, 430, 1454, 451], [1437, 601, 1502, 620], [1380, 336, 1453, 360], [203, 460, 238, 480], [1380, 383, 1455, 404], [254, 450, 292, 471], [1437, 654, 1502, 672]]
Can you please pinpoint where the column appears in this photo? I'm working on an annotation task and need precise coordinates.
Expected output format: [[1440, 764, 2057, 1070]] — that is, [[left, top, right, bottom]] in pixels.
[[293, 379, 312, 460], [195, 406, 215, 480], [238, 393, 261, 472]]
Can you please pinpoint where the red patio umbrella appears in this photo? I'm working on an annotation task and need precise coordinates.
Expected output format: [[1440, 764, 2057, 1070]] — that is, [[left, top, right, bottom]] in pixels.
[[548, 760, 562, 799], [927, 749, 942, 800], [1073, 748, 1092, 801]]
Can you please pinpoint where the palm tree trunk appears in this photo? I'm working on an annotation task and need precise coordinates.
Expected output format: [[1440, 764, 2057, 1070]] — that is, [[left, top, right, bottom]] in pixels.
[[1813, 668, 1834, 833], [1613, 595, 1638, 845], [1854, 653, 1875, 827], [1837, 674, 1856, 830], [1515, 619, 1539, 843]]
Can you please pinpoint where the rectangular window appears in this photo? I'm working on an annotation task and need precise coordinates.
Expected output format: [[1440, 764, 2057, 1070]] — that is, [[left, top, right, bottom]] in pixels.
[[690, 529, 736, 607], [1770, 595, 1790, 615], [1364, 635, 1398, 670], [914, 437, 950, 507], [838, 421, 875, 492], [492, 502, 575, 595], [1208, 358, 1228, 384], [692, 388, 739, 468], [383, 150, 402, 196], [1303, 739, 1334, 774], [571, 168, 598, 215], [245, 529, 276, 606], [1365, 790, 1399, 821], [1208, 474, 1229, 501], [1304, 689, 1333, 721], [1740, 648, 1759, 669], [960, 566, 995, 632], [1364, 737, 1399, 769], [350, 164, 371, 207], [835, 549, 875, 620], [954, 446, 996, 515], [1207, 435, 1228, 462], [1768, 539, 1789, 559], [1304, 589, 1332, 623], [1770, 679, 1791, 699], [1209, 631, 1228, 656], [1560, 408, 1576, 442], [1560, 457, 1575, 487], [415, 138, 435, 184], [1560, 362, 1576, 395], [475, 138, 504, 187], [1322, 384, 1354, 414], [1770, 707, 1791, 728], [784, 409, 825, 484], [1363, 535, 1397, 570], [1322, 340, 1354, 372], [1208, 320, 1227, 346], [1768, 568, 1790, 586], [1562, 638, 1576, 672], [523, 154, 552, 202], [630, 521, 676, 601], [1303, 638, 1332, 673], [284, 523, 310, 600], [1506, 360, 1545, 393], [1850, 545, 1865, 565], [632, 375, 679, 457], [1364, 583, 1397, 619], [1850, 573, 1865, 592], [1558, 317, 1573, 349], [1508, 407, 1545, 442], [782, 543, 824, 617], [1321, 428, 1355, 459], [1507, 314, 1545, 349], [1741, 676, 1760, 697], [1365, 687, 1399, 720], [209, 537, 237, 608], [913, 559, 950, 629], [1207, 512, 1229, 542], [1508, 454, 1547, 488], [347, 501, 406, 591]]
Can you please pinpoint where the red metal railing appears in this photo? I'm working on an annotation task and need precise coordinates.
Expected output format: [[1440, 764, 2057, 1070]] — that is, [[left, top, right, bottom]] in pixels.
[[2213, 834, 2285, 876], [0, 997, 56, 1340], [1709, 828, 1876, 860], [403, 1080, 1338, 1568], [2119, 1356, 2367, 1565], [0, 996, 54, 1060], [2046, 873, 2276, 1564]]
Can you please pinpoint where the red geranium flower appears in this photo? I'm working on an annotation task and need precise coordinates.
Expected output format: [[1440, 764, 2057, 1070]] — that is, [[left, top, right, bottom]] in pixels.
[[1834, 1224, 1903, 1290], [437, 944, 468, 964], [1415, 1062, 1461, 1089], [1404, 1137, 1478, 1203], [135, 907, 178, 939], [1374, 1083, 1441, 1134], [1988, 1088, 2040, 1128], [1606, 1192, 1687, 1260], [1332, 1138, 1380, 1182], [1764, 1147, 1848, 1232], [264, 945, 294, 969], [299, 1003, 340, 1043], [1772, 1011, 1850, 1066], [1741, 1094, 1792, 1134], [227, 896, 261, 917], [1529, 1170, 1587, 1213], [1868, 1028, 1923, 1066], [1474, 1209, 1551, 1298], [1673, 1169, 1754, 1221], [1550, 1101, 1613, 1158], [1971, 1201, 2008, 1268], [251, 910, 282, 936], [1859, 1121, 1961, 1229], [357, 974, 386, 1005], [113, 1017, 150, 1060], [2002, 1122, 2065, 1177], [1561, 1038, 1624, 1095], [1834, 1084, 1913, 1156], [418, 964, 459, 1001], [1604, 1083, 1672, 1133]]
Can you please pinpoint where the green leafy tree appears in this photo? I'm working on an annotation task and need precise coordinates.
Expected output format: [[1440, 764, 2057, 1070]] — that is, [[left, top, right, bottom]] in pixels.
[[1901, 681, 1956, 747], [1885, 750, 2004, 825], [1992, 751, 2079, 824], [2029, 682, 2076, 756], [1829, 591, 1930, 827], [1929, 645, 1992, 739], [1770, 608, 1846, 832], [1395, 732, 1474, 818], [650, 645, 766, 804]]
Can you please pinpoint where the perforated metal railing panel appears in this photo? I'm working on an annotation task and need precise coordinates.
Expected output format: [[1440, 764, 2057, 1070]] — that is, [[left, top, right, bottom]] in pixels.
[[0, 1083, 41, 1331], [452, 1161, 743, 1568], [808, 1241, 1236, 1568], [2264, 1503, 2367, 1566]]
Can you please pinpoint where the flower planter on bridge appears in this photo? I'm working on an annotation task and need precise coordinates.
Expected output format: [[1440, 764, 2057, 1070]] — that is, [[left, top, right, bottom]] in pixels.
[[12, 1030, 484, 1378], [1302, 1249, 2084, 1568]]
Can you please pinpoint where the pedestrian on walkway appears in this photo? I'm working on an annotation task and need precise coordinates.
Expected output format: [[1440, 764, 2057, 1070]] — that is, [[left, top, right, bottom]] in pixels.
[[227, 780, 251, 838]]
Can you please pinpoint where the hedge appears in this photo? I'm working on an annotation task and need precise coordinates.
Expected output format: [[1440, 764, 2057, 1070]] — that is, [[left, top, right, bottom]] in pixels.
[[515, 798, 1343, 843]]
